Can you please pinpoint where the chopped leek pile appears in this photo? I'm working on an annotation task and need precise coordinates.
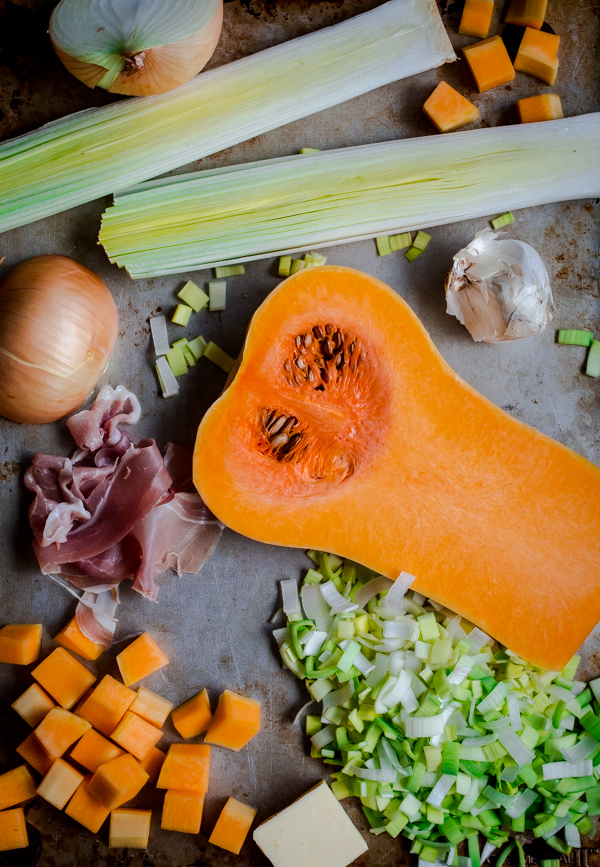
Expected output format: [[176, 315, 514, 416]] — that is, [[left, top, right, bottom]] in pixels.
[[275, 552, 599, 862], [557, 330, 600, 379]]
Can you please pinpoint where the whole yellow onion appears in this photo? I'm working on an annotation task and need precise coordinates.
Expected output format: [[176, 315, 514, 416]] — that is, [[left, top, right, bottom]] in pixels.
[[49, 0, 223, 97], [0, 255, 118, 424]]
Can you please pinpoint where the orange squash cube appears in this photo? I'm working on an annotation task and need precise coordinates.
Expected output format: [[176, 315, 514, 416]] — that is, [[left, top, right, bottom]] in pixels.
[[77, 675, 136, 736], [53, 616, 104, 662], [109, 809, 152, 848], [34, 707, 91, 760], [70, 729, 126, 774], [88, 753, 149, 810], [161, 790, 204, 834], [110, 711, 163, 761], [171, 688, 213, 739], [463, 36, 515, 92], [138, 746, 165, 782], [37, 759, 84, 810], [130, 687, 173, 728], [11, 683, 55, 727], [0, 765, 37, 810], [157, 744, 210, 793], [0, 808, 28, 852], [209, 798, 257, 855], [116, 633, 169, 687], [517, 93, 563, 123], [0, 624, 42, 665], [205, 690, 261, 751], [16, 733, 53, 776], [65, 774, 110, 834], [505, 0, 547, 29], [514, 27, 560, 85], [423, 82, 480, 133], [32, 648, 96, 710], [459, 0, 494, 38]]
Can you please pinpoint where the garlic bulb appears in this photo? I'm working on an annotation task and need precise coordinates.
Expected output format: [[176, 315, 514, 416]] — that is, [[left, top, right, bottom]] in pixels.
[[50, 0, 223, 96], [445, 228, 553, 343]]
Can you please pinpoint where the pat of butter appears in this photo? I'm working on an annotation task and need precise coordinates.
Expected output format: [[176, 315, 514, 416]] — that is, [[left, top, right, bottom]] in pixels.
[[253, 781, 368, 867]]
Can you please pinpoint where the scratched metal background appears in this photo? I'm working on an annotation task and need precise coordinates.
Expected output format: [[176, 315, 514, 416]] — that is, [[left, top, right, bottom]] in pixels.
[[0, 0, 599, 864]]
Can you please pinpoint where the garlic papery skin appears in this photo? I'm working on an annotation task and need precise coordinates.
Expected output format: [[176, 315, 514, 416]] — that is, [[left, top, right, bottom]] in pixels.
[[50, 0, 223, 96], [445, 228, 554, 343]]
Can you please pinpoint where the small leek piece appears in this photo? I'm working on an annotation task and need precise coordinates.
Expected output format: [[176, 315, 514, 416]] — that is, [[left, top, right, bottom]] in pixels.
[[405, 246, 424, 262], [149, 315, 170, 356], [208, 281, 226, 312], [300, 148, 321, 154], [188, 335, 207, 360], [172, 304, 193, 326], [290, 259, 308, 274], [558, 330, 594, 347], [155, 356, 179, 397], [491, 212, 515, 230], [305, 251, 327, 267], [586, 341, 600, 378], [178, 280, 209, 312], [1, 0, 454, 233], [203, 341, 235, 373], [376, 236, 393, 256], [215, 265, 244, 278], [390, 232, 412, 251], [166, 345, 188, 376], [100, 115, 600, 278], [278, 256, 292, 277], [413, 231, 431, 250]]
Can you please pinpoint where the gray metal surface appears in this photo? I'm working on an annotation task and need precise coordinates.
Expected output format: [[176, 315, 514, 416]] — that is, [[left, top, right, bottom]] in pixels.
[[0, 0, 599, 864]]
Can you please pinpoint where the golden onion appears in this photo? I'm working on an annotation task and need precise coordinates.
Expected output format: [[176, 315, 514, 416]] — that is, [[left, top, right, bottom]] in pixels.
[[0, 256, 118, 424], [49, 0, 223, 97]]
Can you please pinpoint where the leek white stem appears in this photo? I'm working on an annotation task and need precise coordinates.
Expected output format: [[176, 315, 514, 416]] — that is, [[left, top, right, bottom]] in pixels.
[[0, 0, 453, 233], [100, 114, 600, 278]]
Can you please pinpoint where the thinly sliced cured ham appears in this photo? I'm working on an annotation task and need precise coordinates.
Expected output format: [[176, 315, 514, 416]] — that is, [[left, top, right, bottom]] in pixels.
[[24, 385, 223, 645]]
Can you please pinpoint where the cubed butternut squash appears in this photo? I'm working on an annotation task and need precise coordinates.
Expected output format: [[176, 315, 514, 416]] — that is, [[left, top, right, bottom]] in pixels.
[[505, 0, 548, 29], [459, 0, 494, 38], [161, 790, 204, 834], [116, 633, 169, 687], [157, 744, 210, 793], [110, 711, 163, 761], [37, 758, 84, 810], [0, 624, 42, 665], [517, 93, 563, 123], [77, 675, 136, 736], [65, 774, 110, 834], [34, 707, 91, 760], [462, 36, 515, 92], [0, 808, 28, 852], [138, 746, 166, 782], [69, 729, 125, 774], [16, 733, 53, 776], [130, 687, 173, 728], [205, 690, 261, 751], [514, 27, 560, 85], [88, 753, 149, 811], [209, 798, 257, 855], [171, 689, 212, 739], [53, 616, 104, 662], [423, 82, 480, 133], [31, 647, 96, 710], [11, 683, 55, 727], [109, 809, 152, 849], [0, 765, 37, 810]]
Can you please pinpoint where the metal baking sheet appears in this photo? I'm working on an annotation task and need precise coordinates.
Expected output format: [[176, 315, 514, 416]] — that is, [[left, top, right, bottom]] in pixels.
[[0, 1, 599, 864]]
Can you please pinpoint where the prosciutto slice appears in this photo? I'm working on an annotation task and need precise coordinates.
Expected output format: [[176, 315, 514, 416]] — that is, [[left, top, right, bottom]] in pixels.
[[24, 385, 223, 646]]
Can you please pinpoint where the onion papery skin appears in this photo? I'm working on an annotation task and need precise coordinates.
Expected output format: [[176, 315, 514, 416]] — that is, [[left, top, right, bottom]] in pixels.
[[0, 256, 118, 425], [50, 0, 223, 96]]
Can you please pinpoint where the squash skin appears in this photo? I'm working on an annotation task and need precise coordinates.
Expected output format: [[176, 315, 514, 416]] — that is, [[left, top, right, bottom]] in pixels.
[[193, 266, 600, 669]]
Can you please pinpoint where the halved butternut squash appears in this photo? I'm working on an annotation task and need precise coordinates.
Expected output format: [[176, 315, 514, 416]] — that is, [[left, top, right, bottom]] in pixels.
[[193, 266, 600, 670]]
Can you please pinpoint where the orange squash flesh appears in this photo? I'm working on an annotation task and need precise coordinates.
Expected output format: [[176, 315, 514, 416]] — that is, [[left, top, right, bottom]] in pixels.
[[157, 744, 210, 793], [138, 746, 166, 782], [34, 707, 91, 760], [116, 633, 169, 687], [16, 733, 54, 776], [171, 688, 212, 740], [37, 759, 84, 810], [517, 94, 563, 123], [462, 36, 515, 92], [205, 690, 261, 751], [514, 27, 560, 85], [11, 683, 56, 727], [69, 728, 126, 774], [0, 624, 42, 664], [87, 753, 149, 810], [0, 808, 28, 852], [65, 774, 110, 834], [423, 82, 480, 133], [505, 0, 548, 29], [209, 797, 257, 855], [53, 616, 104, 661], [31, 648, 96, 710], [459, 0, 494, 38], [193, 266, 600, 670], [110, 711, 163, 761], [161, 790, 204, 834], [0, 765, 37, 811], [77, 675, 136, 736]]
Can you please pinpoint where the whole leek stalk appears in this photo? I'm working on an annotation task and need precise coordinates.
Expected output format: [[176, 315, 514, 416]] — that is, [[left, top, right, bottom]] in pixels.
[[99, 114, 600, 278], [0, 0, 454, 234]]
